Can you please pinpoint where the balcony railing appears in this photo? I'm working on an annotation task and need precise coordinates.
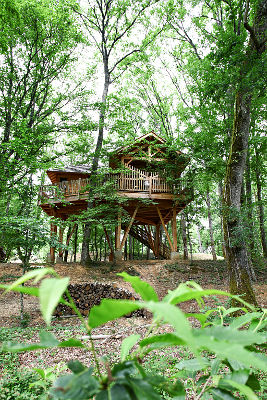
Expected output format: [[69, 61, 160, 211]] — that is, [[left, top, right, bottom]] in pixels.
[[38, 166, 189, 203]]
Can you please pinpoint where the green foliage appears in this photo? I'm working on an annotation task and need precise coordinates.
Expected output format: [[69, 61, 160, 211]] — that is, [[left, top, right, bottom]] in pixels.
[[0, 371, 45, 400], [1, 271, 266, 399]]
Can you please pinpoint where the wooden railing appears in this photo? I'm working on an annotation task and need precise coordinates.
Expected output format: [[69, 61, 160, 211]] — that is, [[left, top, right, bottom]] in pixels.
[[38, 166, 189, 203]]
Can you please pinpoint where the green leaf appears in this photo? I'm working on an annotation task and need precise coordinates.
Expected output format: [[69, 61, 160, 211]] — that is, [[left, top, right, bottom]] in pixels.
[[39, 277, 69, 324], [176, 357, 210, 371], [120, 334, 140, 361], [118, 272, 158, 301], [210, 388, 238, 399], [197, 326, 266, 346], [140, 333, 185, 348], [0, 284, 39, 296], [67, 360, 87, 374], [194, 331, 267, 371], [164, 286, 254, 310], [59, 338, 85, 348], [222, 379, 258, 400], [229, 312, 263, 329], [246, 374, 261, 391], [39, 330, 59, 346], [126, 377, 162, 399], [3, 268, 55, 292], [88, 299, 141, 328], [50, 368, 99, 399], [142, 301, 194, 346]]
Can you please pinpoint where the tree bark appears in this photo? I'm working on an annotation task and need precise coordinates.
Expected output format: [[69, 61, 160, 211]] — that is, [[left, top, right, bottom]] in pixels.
[[206, 188, 217, 261], [255, 150, 267, 257], [180, 211, 188, 259], [196, 224, 204, 253], [222, 0, 266, 305]]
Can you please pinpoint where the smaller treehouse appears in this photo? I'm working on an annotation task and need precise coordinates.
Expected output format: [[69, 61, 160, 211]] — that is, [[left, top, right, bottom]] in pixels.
[[39, 132, 192, 261]]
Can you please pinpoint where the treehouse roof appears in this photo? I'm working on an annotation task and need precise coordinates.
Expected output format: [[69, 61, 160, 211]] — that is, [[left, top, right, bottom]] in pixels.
[[109, 131, 188, 169]]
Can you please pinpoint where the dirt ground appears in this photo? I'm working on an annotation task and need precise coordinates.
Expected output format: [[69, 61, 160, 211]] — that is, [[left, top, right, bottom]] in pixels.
[[0, 259, 266, 381], [0, 259, 266, 327]]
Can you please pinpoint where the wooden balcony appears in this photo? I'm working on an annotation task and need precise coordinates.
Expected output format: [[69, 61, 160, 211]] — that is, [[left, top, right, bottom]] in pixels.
[[38, 166, 190, 205]]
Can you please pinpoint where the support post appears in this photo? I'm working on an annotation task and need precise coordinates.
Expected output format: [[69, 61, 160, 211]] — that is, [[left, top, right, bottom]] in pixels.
[[156, 206, 174, 252], [120, 205, 139, 251]]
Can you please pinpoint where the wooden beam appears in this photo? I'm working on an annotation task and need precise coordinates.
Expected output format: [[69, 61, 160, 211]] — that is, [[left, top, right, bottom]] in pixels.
[[156, 206, 174, 251], [172, 207, 177, 252], [120, 205, 139, 251], [147, 225, 156, 255]]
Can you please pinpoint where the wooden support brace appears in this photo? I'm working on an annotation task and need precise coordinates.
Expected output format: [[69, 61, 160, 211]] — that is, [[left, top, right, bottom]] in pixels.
[[156, 206, 174, 251], [120, 205, 139, 251], [50, 223, 57, 263], [103, 227, 114, 254]]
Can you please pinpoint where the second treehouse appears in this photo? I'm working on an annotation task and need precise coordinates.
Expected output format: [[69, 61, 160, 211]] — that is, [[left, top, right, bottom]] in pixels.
[[39, 132, 193, 261]]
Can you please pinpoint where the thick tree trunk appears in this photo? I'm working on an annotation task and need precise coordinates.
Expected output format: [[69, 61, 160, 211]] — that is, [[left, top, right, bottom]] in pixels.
[[223, 91, 257, 305], [180, 211, 188, 260], [255, 151, 267, 257], [222, 0, 266, 305], [206, 188, 217, 261]]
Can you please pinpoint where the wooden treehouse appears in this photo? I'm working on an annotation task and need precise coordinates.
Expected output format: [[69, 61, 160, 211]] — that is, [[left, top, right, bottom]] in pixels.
[[39, 132, 193, 262]]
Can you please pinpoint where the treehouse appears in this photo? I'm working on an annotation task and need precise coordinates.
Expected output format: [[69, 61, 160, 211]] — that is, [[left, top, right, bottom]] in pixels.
[[39, 132, 193, 262]]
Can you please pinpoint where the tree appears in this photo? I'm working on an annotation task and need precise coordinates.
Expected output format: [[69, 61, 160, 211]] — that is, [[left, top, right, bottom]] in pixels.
[[77, 0, 167, 263], [0, 0, 83, 195], [222, 0, 267, 305]]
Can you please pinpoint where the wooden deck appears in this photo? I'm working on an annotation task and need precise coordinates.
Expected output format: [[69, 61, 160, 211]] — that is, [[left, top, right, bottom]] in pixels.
[[38, 167, 186, 205]]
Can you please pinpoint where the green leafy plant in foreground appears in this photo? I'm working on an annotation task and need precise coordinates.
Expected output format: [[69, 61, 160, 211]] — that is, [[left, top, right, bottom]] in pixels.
[[0, 268, 266, 399]]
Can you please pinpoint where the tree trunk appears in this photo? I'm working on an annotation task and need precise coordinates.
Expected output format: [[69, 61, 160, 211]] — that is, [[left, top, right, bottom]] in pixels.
[[64, 226, 72, 262], [73, 224, 78, 263], [129, 235, 133, 260], [180, 211, 188, 260], [255, 150, 267, 257], [218, 182, 227, 258], [222, 0, 266, 305], [206, 188, 217, 261], [196, 224, 204, 253], [81, 59, 110, 265]]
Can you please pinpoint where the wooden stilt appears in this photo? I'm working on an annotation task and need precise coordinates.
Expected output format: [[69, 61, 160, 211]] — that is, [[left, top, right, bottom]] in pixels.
[[120, 205, 139, 251], [156, 206, 174, 251], [172, 207, 178, 252]]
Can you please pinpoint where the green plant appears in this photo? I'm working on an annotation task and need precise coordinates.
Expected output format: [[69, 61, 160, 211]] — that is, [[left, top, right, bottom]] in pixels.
[[0, 371, 45, 400], [0, 268, 266, 399]]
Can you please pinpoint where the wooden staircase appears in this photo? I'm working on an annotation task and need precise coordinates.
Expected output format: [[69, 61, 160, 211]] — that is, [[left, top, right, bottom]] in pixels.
[[124, 224, 171, 259]]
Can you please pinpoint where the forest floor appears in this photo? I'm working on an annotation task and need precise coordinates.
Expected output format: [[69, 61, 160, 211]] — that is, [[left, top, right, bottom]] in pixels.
[[0, 258, 266, 383]]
